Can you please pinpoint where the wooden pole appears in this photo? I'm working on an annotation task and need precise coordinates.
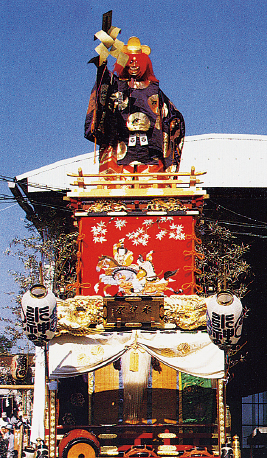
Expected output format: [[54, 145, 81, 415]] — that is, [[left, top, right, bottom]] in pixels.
[[0, 385, 34, 389]]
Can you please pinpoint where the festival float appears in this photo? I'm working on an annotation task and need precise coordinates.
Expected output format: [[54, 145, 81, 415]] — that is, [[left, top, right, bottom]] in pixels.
[[20, 11, 244, 458]]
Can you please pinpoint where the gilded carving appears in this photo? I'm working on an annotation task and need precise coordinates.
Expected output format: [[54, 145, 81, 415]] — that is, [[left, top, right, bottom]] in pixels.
[[164, 295, 207, 330], [87, 200, 128, 213], [56, 296, 104, 335], [55, 294, 207, 336], [147, 198, 187, 212]]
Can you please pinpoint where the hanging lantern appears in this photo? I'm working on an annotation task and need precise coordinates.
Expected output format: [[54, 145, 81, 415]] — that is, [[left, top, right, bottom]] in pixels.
[[11, 355, 28, 380], [206, 291, 243, 349], [21, 284, 57, 346]]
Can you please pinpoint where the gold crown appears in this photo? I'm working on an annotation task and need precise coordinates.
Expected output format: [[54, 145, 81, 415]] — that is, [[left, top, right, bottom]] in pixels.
[[123, 36, 151, 55]]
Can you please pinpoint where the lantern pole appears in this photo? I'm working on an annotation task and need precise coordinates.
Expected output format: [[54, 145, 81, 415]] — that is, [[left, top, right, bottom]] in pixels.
[[39, 261, 44, 286], [38, 262, 49, 447]]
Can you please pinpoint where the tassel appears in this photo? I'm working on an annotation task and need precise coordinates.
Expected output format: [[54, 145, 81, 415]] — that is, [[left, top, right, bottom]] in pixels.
[[129, 349, 139, 372]]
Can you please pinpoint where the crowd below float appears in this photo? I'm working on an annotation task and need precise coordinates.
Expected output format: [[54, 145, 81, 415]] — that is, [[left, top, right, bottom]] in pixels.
[[0, 411, 30, 458]]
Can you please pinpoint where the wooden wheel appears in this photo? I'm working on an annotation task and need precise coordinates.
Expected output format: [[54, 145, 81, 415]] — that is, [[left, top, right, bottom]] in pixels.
[[58, 430, 100, 458], [66, 442, 97, 458]]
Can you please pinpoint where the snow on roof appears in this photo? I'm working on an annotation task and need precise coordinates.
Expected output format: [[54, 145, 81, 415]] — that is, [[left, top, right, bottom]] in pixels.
[[15, 134, 267, 192], [16, 151, 99, 193], [180, 133, 267, 188]]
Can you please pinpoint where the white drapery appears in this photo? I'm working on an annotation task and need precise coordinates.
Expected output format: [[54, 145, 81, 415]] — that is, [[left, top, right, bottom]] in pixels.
[[30, 347, 45, 443], [49, 330, 224, 379]]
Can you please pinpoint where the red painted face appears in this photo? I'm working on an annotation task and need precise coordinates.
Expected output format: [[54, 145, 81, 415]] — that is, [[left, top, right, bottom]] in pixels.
[[126, 54, 148, 79], [125, 53, 151, 80], [114, 52, 158, 83]]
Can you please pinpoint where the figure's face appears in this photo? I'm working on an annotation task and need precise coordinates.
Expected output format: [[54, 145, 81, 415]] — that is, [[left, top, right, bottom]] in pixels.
[[126, 54, 148, 80], [128, 56, 140, 77]]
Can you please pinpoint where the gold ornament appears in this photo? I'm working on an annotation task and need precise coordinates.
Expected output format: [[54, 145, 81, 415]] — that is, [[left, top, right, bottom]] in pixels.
[[127, 113, 151, 131]]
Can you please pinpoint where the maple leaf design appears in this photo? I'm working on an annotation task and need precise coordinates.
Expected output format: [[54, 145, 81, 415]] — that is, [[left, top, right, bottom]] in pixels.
[[91, 226, 100, 236], [139, 237, 149, 246], [91, 221, 107, 237], [156, 230, 167, 240], [114, 219, 127, 230], [143, 219, 154, 226]]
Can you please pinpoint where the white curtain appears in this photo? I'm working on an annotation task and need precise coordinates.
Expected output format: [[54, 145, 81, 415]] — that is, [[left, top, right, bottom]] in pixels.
[[30, 346, 45, 443], [49, 330, 224, 379]]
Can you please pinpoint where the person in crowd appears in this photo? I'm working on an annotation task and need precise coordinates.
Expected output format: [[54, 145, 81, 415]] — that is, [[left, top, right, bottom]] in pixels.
[[9, 412, 18, 427], [0, 414, 8, 429], [3, 425, 14, 458]]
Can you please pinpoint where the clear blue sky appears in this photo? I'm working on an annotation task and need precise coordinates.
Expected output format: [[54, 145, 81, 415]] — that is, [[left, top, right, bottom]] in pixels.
[[0, 0, 266, 339]]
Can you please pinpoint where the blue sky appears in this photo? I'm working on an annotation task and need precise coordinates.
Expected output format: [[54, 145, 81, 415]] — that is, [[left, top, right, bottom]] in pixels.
[[0, 0, 266, 339]]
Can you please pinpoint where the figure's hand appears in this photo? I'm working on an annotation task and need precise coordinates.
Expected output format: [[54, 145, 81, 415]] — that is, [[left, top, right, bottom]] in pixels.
[[87, 56, 107, 68]]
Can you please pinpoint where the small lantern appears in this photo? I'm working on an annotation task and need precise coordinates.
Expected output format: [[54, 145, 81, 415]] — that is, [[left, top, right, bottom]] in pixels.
[[11, 355, 28, 380], [21, 284, 57, 346], [206, 291, 243, 348]]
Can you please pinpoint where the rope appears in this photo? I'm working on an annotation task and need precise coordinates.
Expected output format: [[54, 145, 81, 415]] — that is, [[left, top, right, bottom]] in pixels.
[[183, 250, 205, 260], [181, 282, 203, 294], [66, 281, 92, 291]]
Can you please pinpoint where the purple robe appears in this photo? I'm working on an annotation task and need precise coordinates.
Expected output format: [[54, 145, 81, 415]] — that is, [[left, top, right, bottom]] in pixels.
[[85, 65, 185, 171]]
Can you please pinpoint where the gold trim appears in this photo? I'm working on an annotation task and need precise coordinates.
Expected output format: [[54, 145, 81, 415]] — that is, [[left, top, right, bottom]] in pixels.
[[217, 379, 226, 454], [49, 390, 57, 458]]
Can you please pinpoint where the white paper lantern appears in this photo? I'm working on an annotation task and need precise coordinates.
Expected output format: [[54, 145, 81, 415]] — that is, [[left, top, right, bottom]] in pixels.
[[21, 284, 57, 346], [206, 291, 243, 348]]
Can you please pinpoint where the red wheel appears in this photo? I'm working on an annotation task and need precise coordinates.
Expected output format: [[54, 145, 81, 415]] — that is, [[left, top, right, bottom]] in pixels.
[[58, 430, 100, 458], [124, 446, 157, 458]]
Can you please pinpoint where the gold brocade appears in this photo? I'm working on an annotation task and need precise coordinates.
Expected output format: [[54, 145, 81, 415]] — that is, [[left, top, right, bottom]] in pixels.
[[147, 94, 159, 114], [77, 346, 104, 366], [116, 142, 127, 160], [55, 295, 207, 336], [127, 80, 150, 89], [157, 341, 208, 358], [77, 353, 91, 366], [127, 113, 151, 131], [176, 343, 191, 355], [158, 349, 176, 358], [91, 345, 105, 356], [163, 132, 169, 158]]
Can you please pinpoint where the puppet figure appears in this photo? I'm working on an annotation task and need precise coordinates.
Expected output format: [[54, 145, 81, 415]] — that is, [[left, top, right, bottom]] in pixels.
[[85, 36, 185, 174]]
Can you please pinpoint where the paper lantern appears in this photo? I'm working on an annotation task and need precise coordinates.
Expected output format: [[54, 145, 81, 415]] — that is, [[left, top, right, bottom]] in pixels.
[[21, 284, 57, 346], [11, 355, 28, 380], [206, 291, 243, 348]]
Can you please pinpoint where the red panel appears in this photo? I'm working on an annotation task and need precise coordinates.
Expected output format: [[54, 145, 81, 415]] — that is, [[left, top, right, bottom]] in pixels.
[[79, 216, 196, 297]]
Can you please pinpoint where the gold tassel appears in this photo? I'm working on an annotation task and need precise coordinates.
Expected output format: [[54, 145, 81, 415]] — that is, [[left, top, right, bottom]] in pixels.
[[129, 349, 139, 372]]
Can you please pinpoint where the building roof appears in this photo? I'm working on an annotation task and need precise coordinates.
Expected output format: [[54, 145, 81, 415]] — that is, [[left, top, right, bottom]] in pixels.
[[13, 134, 267, 192], [180, 134, 267, 188], [15, 151, 99, 193]]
